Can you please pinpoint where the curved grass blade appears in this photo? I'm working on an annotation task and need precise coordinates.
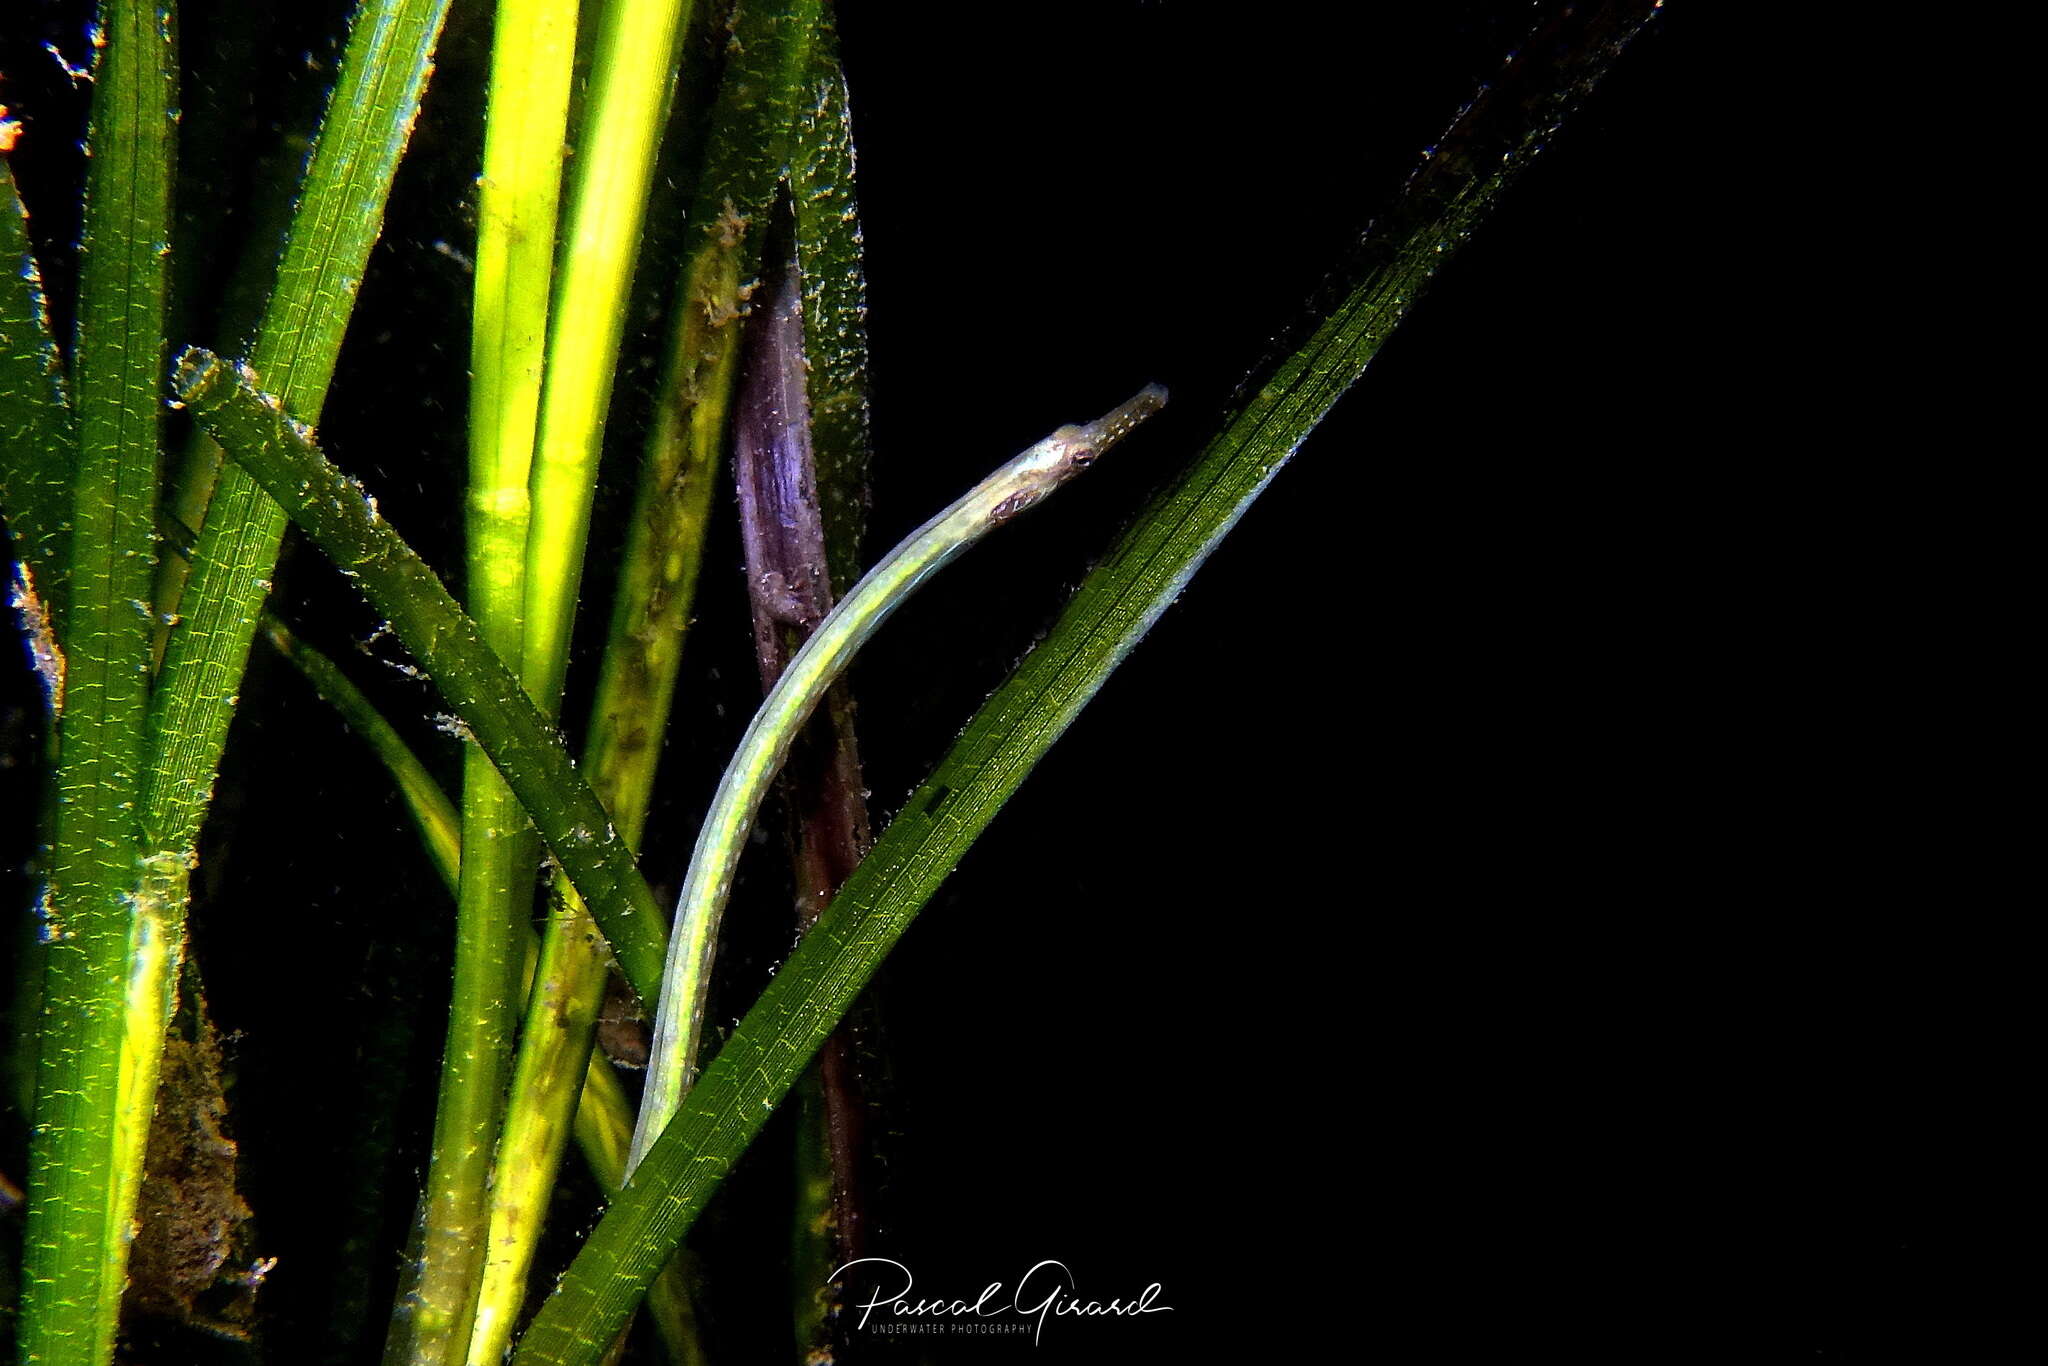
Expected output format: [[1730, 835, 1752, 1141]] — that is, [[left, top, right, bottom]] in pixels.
[[170, 349, 670, 1009], [507, 5, 1665, 1356], [20, 2, 176, 1361]]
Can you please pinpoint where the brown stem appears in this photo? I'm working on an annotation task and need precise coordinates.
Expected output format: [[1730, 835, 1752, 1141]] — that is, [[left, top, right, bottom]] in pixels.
[[733, 231, 874, 1323]]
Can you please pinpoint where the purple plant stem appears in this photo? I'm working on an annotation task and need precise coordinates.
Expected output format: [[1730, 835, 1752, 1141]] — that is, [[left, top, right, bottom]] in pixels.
[[732, 242, 872, 1263]]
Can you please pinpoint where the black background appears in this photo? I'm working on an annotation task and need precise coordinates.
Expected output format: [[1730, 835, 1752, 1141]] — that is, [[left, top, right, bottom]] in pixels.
[[1, 2, 1972, 1362]]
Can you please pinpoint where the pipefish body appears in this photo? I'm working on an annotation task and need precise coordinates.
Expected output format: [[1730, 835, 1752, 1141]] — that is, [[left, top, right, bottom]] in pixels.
[[628, 384, 1167, 1168]]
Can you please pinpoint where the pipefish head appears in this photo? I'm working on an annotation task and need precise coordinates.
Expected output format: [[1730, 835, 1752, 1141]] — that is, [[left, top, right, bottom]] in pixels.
[[988, 383, 1168, 524], [1086, 382, 1169, 449], [1059, 382, 1170, 466]]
